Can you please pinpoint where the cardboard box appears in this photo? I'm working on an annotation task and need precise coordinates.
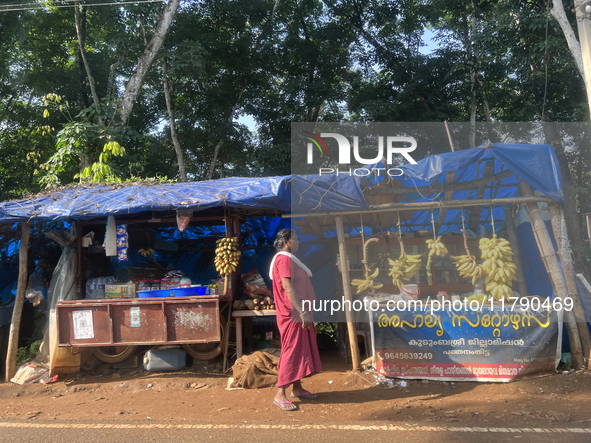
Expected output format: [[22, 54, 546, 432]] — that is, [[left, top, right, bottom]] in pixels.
[[105, 283, 137, 299]]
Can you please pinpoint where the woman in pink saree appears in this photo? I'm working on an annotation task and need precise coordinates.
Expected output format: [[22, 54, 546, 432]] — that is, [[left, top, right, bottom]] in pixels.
[[269, 229, 322, 411]]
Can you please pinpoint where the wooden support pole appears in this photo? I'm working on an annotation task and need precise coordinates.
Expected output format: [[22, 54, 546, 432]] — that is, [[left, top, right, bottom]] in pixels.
[[335, 215, 361, 371], [284, 196, 555, 219], [5, 222, 30, 382], [548, 203, 591, 368], [519, 181, 584, 368], [502, 204, 529, 297]]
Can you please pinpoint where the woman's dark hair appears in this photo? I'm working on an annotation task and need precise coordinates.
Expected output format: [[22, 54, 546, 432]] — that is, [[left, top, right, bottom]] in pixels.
[[274, 229, 294, 251]]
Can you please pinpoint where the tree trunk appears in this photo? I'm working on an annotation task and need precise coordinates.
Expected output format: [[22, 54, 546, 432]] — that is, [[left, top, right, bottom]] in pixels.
[[550, 1, 585, 81], [5, 222, 30, 382], [74, 2, 103, 126], [542, 121, 587, 273], [119, 0, 181, 124], [205, 0, 281, 179], [162, 59, 187, 182]]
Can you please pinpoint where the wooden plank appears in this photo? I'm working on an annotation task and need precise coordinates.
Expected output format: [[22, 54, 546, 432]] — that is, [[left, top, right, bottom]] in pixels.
[[308, 218, 327, 239]]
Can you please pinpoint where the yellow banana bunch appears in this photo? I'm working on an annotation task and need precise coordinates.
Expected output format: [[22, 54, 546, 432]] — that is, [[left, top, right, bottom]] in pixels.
[[426, 236, 447, 285], [388, 252, 422, 290], [479, 237, 517, 300], [351, 267, 383, 294], [139, 248, 154, 257], [450, 255, 484, 285], [466, 293, 487, 304], [426, 237, 448, 257], [214, 237, 241, 276]]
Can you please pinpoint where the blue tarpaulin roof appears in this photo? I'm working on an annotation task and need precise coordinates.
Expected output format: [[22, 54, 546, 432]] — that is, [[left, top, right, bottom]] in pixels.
[[359, 143, 563, 235], [0, 174, 368, 222]]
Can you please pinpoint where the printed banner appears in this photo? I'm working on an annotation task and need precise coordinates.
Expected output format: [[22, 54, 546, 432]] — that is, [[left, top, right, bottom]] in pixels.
[[370, 305, 560, 382]]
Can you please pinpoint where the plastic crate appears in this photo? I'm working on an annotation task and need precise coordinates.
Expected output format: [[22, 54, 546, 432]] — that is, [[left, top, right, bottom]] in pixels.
[[138, 286, 210, 298]]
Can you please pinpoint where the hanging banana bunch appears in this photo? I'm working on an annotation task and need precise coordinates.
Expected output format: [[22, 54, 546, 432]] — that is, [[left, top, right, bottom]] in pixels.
[[388, 234, 422, 290], [214, 237, 241, 277], [451, 255, 483, 285], [450, 222, 483, 285], [480, 237, 517, 301], [351, 267, 383, 294], [426, 236, 448, 285]]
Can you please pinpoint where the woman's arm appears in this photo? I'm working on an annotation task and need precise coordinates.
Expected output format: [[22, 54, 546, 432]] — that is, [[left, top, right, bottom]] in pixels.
[[280, 277, 313, 329]]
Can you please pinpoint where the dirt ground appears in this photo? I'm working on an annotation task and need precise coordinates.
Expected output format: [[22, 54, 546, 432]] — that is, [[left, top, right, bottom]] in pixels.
[[0, 352, 589, 427]]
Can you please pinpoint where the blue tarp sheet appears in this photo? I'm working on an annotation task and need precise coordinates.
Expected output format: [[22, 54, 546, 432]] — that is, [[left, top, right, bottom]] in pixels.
[[361, 143, 563, 235], [0, 175, 368, 222]]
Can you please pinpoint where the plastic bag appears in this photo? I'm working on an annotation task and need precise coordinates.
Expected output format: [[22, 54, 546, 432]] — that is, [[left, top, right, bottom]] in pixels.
[[176, 209, 192, 232], [241, 269, 273, 299], [10, 363, 58, 385]]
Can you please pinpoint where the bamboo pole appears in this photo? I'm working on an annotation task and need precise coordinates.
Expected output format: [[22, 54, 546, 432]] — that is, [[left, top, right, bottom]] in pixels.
[[5, 222, 30, 382], [548, 203, 591, 368], [335, 215, 361, 371], [502, 204, 529, 297], [518, 182, 584, 368], [283, 196, 555, 219], [366, 169, 514, 195]]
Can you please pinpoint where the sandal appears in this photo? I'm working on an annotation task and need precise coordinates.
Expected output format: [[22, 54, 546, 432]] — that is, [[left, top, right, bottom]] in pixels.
[[290, 390, 318, 400], [273, 400, 297, 411]]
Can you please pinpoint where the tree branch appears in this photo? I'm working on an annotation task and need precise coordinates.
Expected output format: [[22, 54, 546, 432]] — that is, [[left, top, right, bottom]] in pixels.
[[119, 0, 181, 124], [162, 59, 187, 182], [550, 0, 585, 80], [74, 2, 103, 125]]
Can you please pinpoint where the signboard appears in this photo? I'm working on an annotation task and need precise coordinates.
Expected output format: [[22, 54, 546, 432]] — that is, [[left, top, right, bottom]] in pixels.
[[370, 304, 560, 382]]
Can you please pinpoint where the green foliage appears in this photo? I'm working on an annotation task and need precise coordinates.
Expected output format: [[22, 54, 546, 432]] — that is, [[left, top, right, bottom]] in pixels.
[[16, 340, 42, 369]]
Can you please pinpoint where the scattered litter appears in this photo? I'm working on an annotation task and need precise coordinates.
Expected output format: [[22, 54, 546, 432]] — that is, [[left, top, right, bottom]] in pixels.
[[328, 380, 333, 384], [217, 407, 230, 412], [10, 363, 58, 385]]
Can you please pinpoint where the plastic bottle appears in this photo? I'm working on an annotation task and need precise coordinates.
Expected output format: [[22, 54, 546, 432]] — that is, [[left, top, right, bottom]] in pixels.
[[170, 277, 181, 289], [138, 280, 149, 292]]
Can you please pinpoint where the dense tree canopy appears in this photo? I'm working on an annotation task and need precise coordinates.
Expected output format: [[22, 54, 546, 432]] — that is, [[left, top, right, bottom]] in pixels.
[[0, 0, 589, 210]]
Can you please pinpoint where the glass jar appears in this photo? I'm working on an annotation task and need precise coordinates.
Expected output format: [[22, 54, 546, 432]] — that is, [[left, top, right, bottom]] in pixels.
[[151, 279, 161, 290], [161, 278, 171, 291]]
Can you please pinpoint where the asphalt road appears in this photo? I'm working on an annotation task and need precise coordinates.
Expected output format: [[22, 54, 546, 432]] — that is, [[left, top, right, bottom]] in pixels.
[[0, 420, 589, 443]]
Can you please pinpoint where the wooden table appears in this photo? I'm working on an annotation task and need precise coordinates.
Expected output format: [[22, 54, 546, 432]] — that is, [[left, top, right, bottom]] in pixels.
[[232, 309, 276, 358]]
